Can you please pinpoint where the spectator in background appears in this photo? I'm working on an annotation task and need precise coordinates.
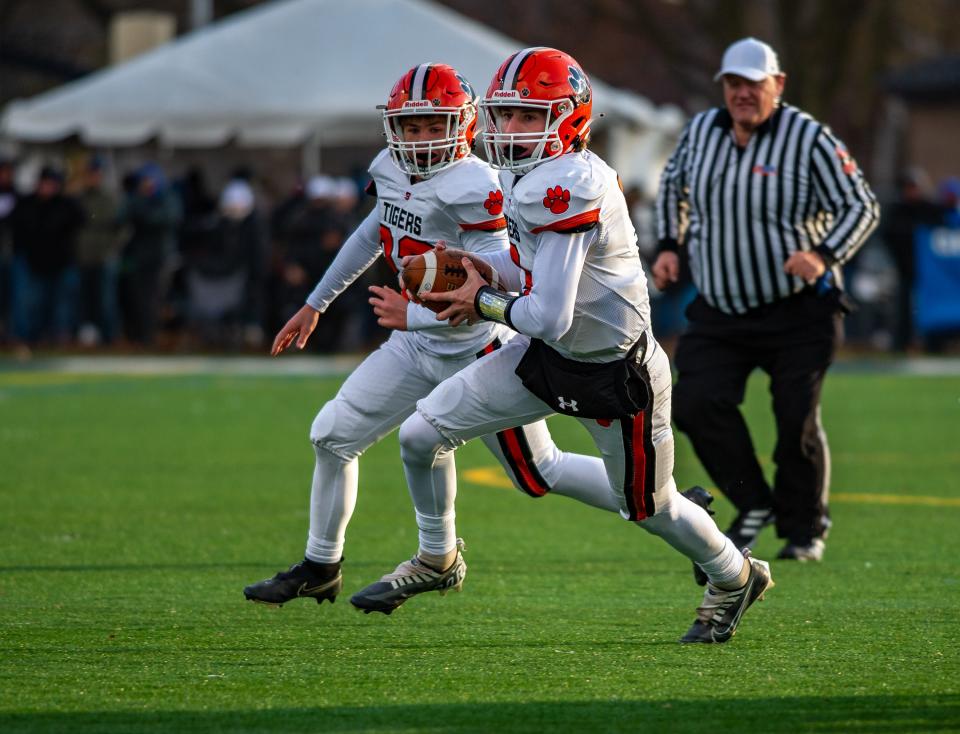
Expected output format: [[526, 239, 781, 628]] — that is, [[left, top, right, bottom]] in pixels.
[[882, 169, 944, 352], [118, 162, 182, 346], [171, 166, 219, 336], [626, 184, 695, 341], [183, 179, 267, 348], [76, 156, 123, 346], [940, 177, 960, 220], [9, 166, 85, 350], [177, 166, 218, 255], [274, 175, 348, 352], [265, 180, 304, 337], [0, 159, 17, 342], [324, 176, 373, 352]]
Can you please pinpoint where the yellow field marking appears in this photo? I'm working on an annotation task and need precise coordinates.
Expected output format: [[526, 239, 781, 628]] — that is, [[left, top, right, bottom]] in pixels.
[[462, 467, 516, 490], [460, 467, 960, 508], [0, 373, 120, 387], [0, 373, 174, 388], [830, 492, 960, 508]]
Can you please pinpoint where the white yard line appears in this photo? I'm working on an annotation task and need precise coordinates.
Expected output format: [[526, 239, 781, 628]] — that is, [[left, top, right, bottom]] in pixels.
[[1, 354, 960, 376], [0, 355, 363, 377]]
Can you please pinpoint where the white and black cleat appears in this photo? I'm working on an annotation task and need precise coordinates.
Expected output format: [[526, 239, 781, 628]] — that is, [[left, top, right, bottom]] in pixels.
[[350, 540, 466, 615]]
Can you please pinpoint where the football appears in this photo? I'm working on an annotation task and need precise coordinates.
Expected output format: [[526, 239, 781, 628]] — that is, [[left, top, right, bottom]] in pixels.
[[401, 249, 499, 314]]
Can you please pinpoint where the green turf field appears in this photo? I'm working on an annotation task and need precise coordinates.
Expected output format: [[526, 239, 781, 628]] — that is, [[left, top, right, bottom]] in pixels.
[[1, 366, 958, 733]]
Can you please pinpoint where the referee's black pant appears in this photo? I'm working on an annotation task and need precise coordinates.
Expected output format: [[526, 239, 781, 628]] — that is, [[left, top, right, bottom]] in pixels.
[[672, 291, 842, 544]]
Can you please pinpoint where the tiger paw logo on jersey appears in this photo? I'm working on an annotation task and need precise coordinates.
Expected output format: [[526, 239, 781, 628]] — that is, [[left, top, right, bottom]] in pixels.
[[484, 190, 503, 215], [543, 185, 570, 214]]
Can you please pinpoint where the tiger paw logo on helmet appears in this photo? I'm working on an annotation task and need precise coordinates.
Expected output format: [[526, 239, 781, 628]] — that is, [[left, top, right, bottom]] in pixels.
[[484, 190, 503, 215], [543, 186, 570, 214]]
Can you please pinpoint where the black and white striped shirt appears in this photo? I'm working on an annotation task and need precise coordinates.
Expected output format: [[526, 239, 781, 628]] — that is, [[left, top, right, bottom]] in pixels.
[[656, 104, 879, 315]]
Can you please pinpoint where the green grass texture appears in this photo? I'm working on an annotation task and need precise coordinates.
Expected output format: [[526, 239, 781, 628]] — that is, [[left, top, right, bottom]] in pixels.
[[1, 368, 958, 733]]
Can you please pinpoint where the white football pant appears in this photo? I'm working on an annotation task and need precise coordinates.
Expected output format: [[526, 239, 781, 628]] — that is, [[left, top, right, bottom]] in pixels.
[[399, 334, 745, 586], [304, 330, 617, 564]]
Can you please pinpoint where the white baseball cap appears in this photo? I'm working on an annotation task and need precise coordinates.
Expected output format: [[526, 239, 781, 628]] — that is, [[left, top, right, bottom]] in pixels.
[[714, 38, 781, 82], [306, 175, 336, 200], [220, 180, 254, 212]]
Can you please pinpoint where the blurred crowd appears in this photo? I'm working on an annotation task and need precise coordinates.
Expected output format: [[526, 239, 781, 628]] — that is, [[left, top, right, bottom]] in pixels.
[[0, 156, 392, 356], [1, 154, 959, 357]]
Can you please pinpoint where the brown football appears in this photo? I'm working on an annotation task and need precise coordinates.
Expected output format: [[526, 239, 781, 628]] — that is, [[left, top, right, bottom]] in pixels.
[[400, 249, 499, 314]]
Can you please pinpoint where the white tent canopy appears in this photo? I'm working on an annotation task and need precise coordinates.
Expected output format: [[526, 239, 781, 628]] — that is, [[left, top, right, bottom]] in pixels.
[[0, 0, 683, 186], [1, 0, 683, 145]]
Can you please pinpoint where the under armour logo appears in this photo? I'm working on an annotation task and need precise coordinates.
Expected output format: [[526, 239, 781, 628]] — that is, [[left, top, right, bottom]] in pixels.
[[557, 396, 578, 412]]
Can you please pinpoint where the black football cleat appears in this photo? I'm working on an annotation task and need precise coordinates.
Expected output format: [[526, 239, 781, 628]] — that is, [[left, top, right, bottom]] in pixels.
[[680, 550, 774, 644], [243, 559, 342, 607], [680, 486, 715, 586]]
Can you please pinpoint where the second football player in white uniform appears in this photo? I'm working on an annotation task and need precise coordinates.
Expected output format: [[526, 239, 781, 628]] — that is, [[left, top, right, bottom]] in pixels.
[[243, 63, 617, 608], [351, 48, 775, 643]]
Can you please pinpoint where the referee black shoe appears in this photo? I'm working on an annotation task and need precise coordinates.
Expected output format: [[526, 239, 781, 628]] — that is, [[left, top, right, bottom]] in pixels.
[[680, 486, 715, 586], [777, 537, 825, 562], [243, 558, 342, 607], [726, 506, 775, 550], [680, 550, 774, 644]]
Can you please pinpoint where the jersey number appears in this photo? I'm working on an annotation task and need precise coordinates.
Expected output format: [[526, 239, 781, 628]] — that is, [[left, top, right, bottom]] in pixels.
[[380, 225, 432, 274]]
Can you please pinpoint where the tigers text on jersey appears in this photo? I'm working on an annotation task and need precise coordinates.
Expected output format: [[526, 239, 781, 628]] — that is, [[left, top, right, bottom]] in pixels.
[[369, 149, 512, 358], [501, 149, 651, 361]]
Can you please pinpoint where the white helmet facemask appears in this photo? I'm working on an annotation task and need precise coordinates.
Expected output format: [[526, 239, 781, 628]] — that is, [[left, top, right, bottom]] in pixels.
[[383, 104, 475, 179], [480, 97, 580, 174]]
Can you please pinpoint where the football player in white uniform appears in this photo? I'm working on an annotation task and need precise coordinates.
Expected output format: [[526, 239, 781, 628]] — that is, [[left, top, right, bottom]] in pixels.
[[243, 63, 619, 608], [351, 49, 775, 643]]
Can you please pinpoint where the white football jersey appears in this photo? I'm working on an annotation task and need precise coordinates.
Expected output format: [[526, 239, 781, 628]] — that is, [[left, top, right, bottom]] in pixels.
[[501, 149, 651, 359], [368, 149, 513, 357]]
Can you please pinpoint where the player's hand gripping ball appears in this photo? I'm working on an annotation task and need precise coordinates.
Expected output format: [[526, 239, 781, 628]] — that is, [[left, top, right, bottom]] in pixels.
[[401, 249, 499, 313]]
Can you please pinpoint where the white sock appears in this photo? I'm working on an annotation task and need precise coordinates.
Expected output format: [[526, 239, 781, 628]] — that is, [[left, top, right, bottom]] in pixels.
[[399, 413, 458, 556], [414, 509, 457, 558], [304, 443, 358, 564], [697, 541, 747, 588]]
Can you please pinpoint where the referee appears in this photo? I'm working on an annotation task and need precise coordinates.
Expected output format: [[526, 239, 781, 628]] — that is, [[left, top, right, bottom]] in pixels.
[[653, 38, 878, 563]]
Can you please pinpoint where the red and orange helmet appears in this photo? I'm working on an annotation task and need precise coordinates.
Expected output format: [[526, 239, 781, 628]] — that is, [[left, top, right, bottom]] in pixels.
[[383, 63, 478, 179], [480, 48, 593, 173]]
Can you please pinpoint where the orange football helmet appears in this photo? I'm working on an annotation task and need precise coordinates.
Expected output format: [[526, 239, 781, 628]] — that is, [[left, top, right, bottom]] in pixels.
[[383, 63, 478, 179], [480, 47, 593, 173]]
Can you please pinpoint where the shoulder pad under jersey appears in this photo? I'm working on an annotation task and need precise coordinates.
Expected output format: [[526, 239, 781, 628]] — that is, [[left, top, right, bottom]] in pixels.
[[513, 152, 610, 235], [367, 148, 404, 188], [435, 156, 506, 231], [434, 156, 499, 205]]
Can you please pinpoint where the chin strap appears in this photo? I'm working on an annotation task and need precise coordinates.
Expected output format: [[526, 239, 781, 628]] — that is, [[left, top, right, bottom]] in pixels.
[[474, 286, 518, 328]]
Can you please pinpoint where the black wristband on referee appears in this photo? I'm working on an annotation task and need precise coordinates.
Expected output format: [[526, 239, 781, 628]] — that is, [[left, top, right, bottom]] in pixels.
[[474, 286, 517, 328]]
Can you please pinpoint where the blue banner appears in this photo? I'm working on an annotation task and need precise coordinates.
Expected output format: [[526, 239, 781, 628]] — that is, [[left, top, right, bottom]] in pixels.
[[915, 215, 960, 335]]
